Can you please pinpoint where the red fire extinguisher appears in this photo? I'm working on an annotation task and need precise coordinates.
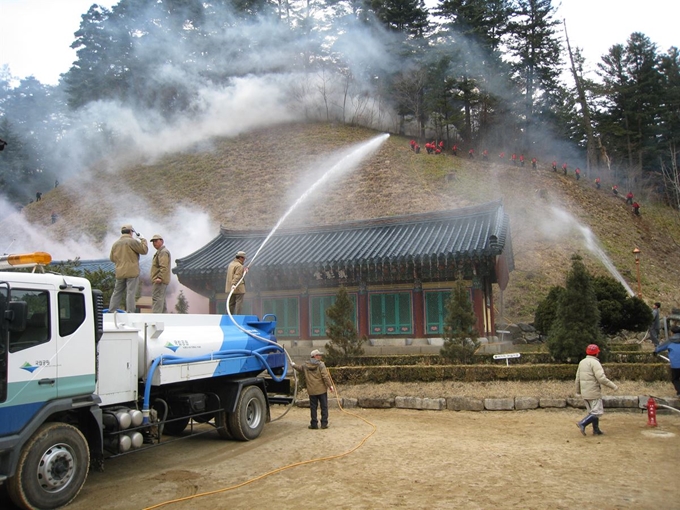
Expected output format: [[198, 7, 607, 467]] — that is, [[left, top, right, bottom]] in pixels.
[[647, 397, 657, 427]]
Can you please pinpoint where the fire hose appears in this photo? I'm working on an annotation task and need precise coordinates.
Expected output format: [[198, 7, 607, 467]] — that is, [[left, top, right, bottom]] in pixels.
[[225, 265, 299, 422]]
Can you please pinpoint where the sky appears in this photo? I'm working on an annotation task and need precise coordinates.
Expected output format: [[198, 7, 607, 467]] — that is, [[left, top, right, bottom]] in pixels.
[[0, 0, 678, 86]]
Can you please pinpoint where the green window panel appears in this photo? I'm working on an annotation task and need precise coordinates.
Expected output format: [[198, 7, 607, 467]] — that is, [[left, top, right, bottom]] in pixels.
[[309, 294, 357, 337], [369, 292, 412, 335], [425, 291, 449, 334], [262, 297, 299, 337]]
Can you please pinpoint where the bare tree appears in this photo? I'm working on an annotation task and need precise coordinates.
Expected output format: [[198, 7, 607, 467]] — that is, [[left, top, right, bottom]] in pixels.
[[391, 67, 429, 140], [564, 20, 598, 178]]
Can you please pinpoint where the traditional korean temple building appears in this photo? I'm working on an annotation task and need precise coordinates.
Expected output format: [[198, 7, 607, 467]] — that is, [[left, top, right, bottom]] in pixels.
[[173, 200, 514, 340]]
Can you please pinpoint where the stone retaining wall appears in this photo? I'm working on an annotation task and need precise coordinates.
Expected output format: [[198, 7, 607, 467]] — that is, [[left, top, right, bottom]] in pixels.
[[294, 395, 679, 412]]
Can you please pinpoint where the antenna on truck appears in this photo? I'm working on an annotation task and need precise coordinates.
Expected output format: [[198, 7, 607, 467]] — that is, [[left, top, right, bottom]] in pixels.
[[2, 238, 16, 255]]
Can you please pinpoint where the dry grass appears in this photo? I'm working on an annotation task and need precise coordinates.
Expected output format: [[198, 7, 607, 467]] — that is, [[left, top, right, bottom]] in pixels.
[[20, 122, 680, 321]]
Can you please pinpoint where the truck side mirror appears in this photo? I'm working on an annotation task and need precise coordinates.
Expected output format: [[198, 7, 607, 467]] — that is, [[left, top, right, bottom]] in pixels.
[[5, 301, 27, 332]]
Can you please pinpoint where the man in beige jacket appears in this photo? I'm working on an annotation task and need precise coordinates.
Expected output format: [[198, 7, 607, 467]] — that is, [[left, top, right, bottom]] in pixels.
[[292, 349, 334, 429], [109, 224, 148, 312], [225, 251, 247, 314], [574, 344, 618, 436], [150, 234, 171, 313]]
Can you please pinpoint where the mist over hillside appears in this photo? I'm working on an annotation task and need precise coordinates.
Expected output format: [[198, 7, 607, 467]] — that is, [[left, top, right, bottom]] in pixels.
[[8, 122, 680, 322]]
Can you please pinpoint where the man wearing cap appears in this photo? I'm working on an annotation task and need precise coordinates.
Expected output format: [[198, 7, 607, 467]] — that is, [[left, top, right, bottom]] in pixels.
[[291, 350, 334, 429], [150, 234, 171, 313], [654, 326, 680, 396], [225, 251, 247, 314], [574, 344, 618, 436], [109, 224, 148, 313]]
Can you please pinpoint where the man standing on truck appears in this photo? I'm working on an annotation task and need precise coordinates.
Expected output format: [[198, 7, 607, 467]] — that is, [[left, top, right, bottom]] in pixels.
[[150, 234, 171, 313], [226, 251, 247, 314], [292, 349, 335, 429], [109, 224, 148, 313]]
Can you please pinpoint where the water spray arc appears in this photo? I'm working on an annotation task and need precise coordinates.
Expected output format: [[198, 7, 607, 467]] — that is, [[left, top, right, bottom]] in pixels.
[[224, 133, 390, 415], [548, 206, 635, 297]]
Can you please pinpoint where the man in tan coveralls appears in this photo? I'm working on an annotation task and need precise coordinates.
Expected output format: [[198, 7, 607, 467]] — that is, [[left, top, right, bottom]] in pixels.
[[150, 234, 171, 313], [225, 251, 247, 314]]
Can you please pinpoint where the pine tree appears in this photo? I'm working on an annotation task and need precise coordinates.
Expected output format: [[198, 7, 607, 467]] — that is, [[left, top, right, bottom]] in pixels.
[[440, 279, 479, 364], [506, 0, 562, 147], [175, 290, 189, 314], [533, 285, 565, 337], [324, 286, 364, 366], [547, 255, 603, 363]]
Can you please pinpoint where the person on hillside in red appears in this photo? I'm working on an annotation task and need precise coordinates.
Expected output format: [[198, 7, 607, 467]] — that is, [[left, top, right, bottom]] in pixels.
[[452, 144, 458, 156], [531, 157, 537, 169], [575, 168, 581, 180], [552, 161, 557, 172], [632, 201, 640, 216], [612, 185, 618, 196], [519, 154, 525, 167], [562, 163, 567, 175], [409, 140, 416, 151], [625, 191, 634, 205], [468, 148, 474, 158], [439, 140, 445, 152], [499, 151, 505, 160], [482, 149, 489, 161], [511, 153, 517, 166], [435, 145, 441, 155], [595, 177, 601, 189], [425, 142, 432, 154], [414, 143, 420, 154]]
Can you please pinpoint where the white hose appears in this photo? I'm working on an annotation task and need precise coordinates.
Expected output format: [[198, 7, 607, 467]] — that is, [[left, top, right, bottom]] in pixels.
[[226, 278, 298, 423]]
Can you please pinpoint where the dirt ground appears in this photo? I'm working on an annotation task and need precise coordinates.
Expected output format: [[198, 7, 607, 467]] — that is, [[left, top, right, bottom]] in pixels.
[[3, 402, 678, 510]]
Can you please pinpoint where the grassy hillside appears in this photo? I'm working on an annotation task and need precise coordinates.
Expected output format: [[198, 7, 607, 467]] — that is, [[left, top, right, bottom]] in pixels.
[[20, 122, 680, 323]]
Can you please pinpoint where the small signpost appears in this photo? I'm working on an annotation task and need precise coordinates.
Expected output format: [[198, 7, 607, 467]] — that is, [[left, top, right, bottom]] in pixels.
[[493, 352, 521, 366]]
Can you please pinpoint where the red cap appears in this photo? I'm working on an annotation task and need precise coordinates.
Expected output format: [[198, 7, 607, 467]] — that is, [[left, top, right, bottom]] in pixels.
[[586, 344, 600, 356]]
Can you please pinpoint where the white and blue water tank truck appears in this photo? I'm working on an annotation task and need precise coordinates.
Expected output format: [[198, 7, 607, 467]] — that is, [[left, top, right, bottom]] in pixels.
[[0, 252, 290, 510]]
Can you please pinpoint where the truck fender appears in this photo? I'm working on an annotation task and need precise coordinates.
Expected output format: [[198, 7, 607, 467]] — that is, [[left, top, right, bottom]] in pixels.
[[0, 395, 103, 480], [218, 377, 270, 419]]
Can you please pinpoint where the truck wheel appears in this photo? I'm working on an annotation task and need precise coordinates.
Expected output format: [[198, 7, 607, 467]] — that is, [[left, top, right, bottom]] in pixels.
[[162, 417, 190, 436], [228, 385, 266, 441], [7, 422, 90, 510]]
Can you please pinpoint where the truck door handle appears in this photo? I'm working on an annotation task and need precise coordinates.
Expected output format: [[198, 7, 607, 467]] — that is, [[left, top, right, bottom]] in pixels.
[[38, 378, 55, 386]]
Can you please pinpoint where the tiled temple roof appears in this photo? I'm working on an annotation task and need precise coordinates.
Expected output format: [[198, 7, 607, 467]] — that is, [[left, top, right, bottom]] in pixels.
[[174, 200, 513, 280]]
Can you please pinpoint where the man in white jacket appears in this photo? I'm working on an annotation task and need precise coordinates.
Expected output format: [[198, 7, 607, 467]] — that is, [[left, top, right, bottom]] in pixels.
[[574, 344, 618, 436]]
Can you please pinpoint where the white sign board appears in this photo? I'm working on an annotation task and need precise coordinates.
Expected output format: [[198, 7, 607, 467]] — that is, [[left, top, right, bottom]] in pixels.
[[493, 353, 521, 360], [493, 353, 521, 366]]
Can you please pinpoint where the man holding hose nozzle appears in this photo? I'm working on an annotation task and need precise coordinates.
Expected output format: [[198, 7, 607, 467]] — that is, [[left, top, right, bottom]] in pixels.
[[225, 251, 247, 314], [292, 350, 334, 429], [654, 326, 680, 397], [109, 224, 148, 313]]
